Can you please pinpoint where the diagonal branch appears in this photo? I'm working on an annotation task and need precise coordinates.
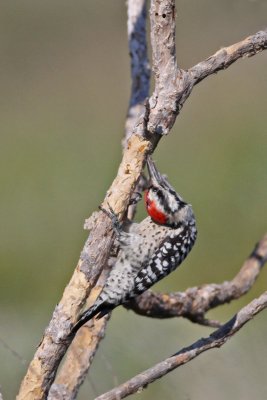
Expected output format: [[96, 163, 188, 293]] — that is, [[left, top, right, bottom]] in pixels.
[[189, 29, 267, 85], [126, 233, 267, 324], [17, 136, 152, 400], [48, 280, 111, 400], [95, 291, 267, 400]]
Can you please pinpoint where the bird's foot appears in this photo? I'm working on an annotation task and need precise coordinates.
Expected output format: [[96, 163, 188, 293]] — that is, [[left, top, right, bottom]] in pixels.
[[99, 203, 123, 237]]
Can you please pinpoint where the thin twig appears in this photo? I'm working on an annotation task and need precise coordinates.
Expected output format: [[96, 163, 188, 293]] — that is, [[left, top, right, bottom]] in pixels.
[[0, 335, 27, 366], [189, 29, 267, 85], [125, 233, 267, 321], [95, 291, 267, 400]]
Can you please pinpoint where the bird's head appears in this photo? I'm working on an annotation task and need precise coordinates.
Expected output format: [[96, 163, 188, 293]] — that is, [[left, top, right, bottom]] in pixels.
[[144, 157, 194, 228]]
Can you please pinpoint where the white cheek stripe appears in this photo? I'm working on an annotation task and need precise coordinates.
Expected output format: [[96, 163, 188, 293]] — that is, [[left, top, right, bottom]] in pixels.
[[148, 191, 166, 215], [168, 194, 179, 212]]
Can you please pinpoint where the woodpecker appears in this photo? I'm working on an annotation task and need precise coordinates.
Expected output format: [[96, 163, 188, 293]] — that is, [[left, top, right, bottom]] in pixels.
[[71, 157, 197, 334]]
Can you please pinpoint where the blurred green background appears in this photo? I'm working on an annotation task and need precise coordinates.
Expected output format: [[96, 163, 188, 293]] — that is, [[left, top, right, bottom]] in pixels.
[[0, 1, 267, 399]]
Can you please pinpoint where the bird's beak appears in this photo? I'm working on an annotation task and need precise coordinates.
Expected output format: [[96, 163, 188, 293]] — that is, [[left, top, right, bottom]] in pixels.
[[146, 156, 164, 186], [146, 156, 182, 200]]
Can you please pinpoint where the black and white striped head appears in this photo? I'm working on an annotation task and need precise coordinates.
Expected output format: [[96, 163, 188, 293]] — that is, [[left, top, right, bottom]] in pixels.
[[144, 157, 194, 229]]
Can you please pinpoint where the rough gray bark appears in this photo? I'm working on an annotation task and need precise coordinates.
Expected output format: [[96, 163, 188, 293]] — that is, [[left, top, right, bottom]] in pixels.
[[16, 1, 267, 399], [125, 0, 150, 143]]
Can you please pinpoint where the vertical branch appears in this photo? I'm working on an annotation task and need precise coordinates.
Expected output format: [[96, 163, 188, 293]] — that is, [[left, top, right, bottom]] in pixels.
[[125, 0, 150, 142], [126, 0, 151, 220], [150, 0, 177, 80], [148, 0, 183, 135]]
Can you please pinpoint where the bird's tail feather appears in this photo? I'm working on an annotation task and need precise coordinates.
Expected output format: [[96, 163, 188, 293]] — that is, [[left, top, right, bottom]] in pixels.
[[70, 301, 113, 336]]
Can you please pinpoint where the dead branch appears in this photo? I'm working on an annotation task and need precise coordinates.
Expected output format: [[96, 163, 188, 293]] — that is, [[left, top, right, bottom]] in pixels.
[[17, 134, 152, 400], [147, 0, 180, 135], [17, 0, 267, 399], [47, 316, 109, 400], [126, 233, 267, 324], [147, 25, 267, 135], [124, 0, 150, 143], [189, 30, 267, 85], [95, 291, 267, 400]]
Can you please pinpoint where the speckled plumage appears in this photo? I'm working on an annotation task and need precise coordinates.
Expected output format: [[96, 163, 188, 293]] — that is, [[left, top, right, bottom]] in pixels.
[[71, 158, 197, 335]]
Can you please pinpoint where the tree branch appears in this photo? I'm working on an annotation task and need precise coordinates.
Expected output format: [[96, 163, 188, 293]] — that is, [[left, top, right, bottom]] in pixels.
[[48, 314, 110, 400], [47, 266, 111, 400], [50, 229, 267, 399], [17, 137, 152, 400], [147, 0, 182, 135], [189, 29, 267, 85], [147, 26, 267, 136], [17, 0, 267, 398], [125, 233, 267, 324], [95, 291, 267, 400], [124, 0, 150, 143]]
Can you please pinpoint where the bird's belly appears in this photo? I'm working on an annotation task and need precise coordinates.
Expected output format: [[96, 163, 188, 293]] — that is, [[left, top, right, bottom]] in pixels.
[[103, 260, 136, 303]]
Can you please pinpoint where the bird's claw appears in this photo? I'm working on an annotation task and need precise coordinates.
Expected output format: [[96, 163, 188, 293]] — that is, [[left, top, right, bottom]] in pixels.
[[99, 204, 122, 236]]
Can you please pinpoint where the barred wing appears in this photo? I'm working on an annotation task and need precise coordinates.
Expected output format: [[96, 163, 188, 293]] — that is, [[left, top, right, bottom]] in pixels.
[[132, 226, 196, 296]]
